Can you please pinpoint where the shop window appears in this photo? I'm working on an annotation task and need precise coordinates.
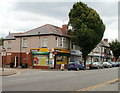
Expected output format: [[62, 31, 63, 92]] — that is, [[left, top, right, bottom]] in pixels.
[[56, 55, 68, 64], [7, 41, 12, 49], [22, 38, 28, 48], [33, 55, 49, 66], [42, 37, 47, 47]]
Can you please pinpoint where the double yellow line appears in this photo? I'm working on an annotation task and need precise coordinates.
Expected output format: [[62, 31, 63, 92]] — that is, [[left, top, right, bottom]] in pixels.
[[76, 78, 119, 92]]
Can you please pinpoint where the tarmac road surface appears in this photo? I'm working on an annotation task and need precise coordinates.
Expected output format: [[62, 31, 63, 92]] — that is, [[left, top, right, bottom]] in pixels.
[[2, 67, 119, 91]]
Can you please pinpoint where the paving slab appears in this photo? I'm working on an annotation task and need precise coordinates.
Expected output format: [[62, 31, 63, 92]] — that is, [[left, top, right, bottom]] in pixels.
[[0, 68, 17, 76]]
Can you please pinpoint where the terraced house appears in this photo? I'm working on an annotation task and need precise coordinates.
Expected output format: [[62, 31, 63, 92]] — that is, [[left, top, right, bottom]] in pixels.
[[3, 24, 82, 69], [88, 39, 113, 62]]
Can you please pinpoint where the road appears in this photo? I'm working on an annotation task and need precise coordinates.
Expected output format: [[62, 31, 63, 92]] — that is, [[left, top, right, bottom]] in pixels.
[[2, 67, 119, 91]]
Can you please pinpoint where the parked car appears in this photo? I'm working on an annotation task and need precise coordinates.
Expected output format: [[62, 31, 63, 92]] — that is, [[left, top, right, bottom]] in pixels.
[[115, 62, 120, 67], [89, 62, 103, 69], [108, 62, 117, 67], [102, 62, 112, 68], [68, 61, 85, 71]]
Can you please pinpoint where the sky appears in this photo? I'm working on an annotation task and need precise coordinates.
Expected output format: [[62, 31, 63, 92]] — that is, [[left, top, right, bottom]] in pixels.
[[0, 0, 119, 42]]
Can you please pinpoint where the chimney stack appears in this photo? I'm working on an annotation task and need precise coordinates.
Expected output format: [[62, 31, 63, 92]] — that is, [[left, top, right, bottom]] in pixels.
[[103, 39, 108, 42], [62, 24, 68, 31]]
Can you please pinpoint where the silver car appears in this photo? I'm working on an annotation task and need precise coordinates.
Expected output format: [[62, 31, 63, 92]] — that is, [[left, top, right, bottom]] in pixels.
[[102, 62, 112, 68], [89, 62, 103, 69]]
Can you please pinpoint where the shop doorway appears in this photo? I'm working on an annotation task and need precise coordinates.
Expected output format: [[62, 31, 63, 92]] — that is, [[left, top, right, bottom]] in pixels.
[[15, 56, 18, 67]]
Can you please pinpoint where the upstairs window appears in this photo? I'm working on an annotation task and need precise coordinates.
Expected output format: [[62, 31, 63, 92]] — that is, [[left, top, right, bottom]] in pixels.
[[7, 41, 12, 49], [60, 38, 63, 47], [42, 37, 47, 47], [56, 37, 58, 47], [95, 46, 100, 53], [22, 38, 28, 48], [63, 37, 67, 48]]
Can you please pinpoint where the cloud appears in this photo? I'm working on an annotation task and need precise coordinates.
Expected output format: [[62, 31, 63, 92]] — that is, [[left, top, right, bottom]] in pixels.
[[103, 17, 118, 41], [85, 2, 118, 17], [14, 2, 73, 20], [0, 1, 118, 42]]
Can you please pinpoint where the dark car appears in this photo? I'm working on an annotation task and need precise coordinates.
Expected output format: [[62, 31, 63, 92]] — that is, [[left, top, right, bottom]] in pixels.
[[108, 62, 117, 67], [115, 62, 120, 67], [68, 61, 85, 71]]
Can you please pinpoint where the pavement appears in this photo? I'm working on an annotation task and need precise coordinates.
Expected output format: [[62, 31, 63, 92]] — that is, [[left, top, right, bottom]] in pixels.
[[0, 68, 17, 76], [0, 67, 66, 76]]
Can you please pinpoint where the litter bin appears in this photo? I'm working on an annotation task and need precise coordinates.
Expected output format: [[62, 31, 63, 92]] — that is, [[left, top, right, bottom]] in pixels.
[[21, 63, 28, 68], [10, 63, 14, 68]]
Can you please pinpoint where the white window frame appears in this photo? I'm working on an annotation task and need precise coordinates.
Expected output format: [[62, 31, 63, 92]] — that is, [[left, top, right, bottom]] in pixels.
[[63, 37, 67, 48], [42, 37, 48, 47], [62, 37, 64, 47], [22, 38, 28, 48], [7, 41, 12, 49], [60, 38, 62, 47], [56, 37, 59, 47]]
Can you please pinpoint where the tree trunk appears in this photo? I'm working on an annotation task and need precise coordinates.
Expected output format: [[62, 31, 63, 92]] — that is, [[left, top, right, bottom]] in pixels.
[[83, 56, 86, 69]]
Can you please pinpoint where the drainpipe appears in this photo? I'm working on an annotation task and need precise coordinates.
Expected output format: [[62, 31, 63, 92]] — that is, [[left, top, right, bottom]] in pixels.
[[20, 37, 22, 66]]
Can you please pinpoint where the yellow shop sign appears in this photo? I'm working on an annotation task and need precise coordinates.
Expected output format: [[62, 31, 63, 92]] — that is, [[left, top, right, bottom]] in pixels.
[[54, 48, 70, 53], [40, 48, 49, 52], [30, 48, 49, 52]]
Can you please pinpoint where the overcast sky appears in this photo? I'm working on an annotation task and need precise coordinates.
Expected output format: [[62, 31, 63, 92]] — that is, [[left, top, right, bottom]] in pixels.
[[0, 0, 119, 42]]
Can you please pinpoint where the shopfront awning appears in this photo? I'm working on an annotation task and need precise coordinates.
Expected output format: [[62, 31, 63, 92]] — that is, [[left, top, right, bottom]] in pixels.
[[56, 52, 70, 56], [32, 52, 50, 55]]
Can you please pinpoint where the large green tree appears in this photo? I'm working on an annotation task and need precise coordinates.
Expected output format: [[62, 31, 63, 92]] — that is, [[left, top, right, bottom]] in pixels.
[[68, 2, 105, 68], [109, 40, 120, 61]]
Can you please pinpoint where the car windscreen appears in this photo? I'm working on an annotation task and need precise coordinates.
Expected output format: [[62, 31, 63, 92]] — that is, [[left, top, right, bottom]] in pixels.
[[92, 62, 99, 64], [68, 62, 76, 64]]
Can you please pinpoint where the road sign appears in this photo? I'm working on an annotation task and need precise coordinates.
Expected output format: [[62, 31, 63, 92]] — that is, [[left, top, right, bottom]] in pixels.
[[1, 52, 6, 56], [2, 48, 6, 56]]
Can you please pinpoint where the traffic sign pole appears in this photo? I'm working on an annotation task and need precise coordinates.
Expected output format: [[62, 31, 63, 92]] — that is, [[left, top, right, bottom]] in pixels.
[[2, 56, 4, 71], [2, 48, 6, 71]]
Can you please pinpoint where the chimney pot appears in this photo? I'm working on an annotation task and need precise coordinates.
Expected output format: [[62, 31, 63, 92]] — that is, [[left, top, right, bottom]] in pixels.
[[103, 39, 108, 42], [62, 24, 68, 30]]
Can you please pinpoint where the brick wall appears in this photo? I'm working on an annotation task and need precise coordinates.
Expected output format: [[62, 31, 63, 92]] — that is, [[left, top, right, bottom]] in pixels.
[[5, 52, 32, 67]]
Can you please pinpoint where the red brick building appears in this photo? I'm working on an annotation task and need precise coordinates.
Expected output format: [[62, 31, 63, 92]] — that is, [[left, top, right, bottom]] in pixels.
[[3, 24, 74, 69]]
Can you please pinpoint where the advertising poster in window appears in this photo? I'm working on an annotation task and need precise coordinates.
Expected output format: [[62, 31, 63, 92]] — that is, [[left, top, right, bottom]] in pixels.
[[33, 55, 48, 66], [56, 55, 68, 64]]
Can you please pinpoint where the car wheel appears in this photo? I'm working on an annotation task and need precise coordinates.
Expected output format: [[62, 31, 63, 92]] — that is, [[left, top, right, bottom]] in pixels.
[[90, 67, 92, 69], [68, 69, 70, 71], [83, 67, 85, 70]]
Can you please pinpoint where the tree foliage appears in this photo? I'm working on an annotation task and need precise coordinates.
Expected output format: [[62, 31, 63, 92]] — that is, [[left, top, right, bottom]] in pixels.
[[109, 40, 120, 61], [0, 37, 3, 45], [68, 2, 105, 68]]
